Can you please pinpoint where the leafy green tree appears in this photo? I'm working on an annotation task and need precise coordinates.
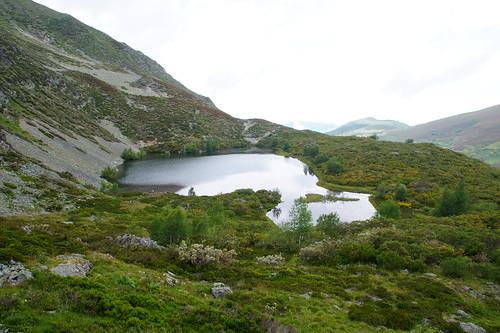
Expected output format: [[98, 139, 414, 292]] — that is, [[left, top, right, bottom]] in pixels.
[[150, 207, 189, 245], [184, 143, 198, 154], [378, 199, 401, 219], [326, 156, 345, 175], [271, 138, 279, 147], [394, 183, 407, 201], [204, 139, 220, 153], [376, 182, 388, 199], [369, 134, 379, 140], [100, 181, 119, 196], [405, 138, 414, 143], [100, 166, 117, 182], [282, 197, 312, 245], [283, 141, 291, 151], [434, 180, 470, 217], [314, 153, 328, 164], [303, 145, 319, 157], [316, 213, 340, 237], [121, 148, 146, 160], [188, 187, 196, 196]]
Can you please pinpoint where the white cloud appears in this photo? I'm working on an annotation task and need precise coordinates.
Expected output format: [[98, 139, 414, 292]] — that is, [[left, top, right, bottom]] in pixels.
[[34, 0, 500, 126]]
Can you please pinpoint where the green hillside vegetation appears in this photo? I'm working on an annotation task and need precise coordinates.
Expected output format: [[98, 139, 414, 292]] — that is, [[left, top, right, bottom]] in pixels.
[[327, 117, 409, 137], [1, 1, 499, 332], [382, 105, 500, 167]]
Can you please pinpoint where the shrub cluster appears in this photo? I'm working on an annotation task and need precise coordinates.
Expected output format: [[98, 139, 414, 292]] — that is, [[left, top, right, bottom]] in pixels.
[[255, 254, 285, 267], [176, 241, 237, 266]]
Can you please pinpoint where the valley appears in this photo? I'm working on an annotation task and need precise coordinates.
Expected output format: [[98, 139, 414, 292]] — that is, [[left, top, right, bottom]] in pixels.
[[0, 1, 499, 332]]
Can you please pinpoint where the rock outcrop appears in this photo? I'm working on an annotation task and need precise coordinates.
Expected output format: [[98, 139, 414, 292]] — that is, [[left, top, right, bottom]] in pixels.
[[49, 255, 92, 277], [115, 234, 165, 249], [211, 282, 233, 298], [0, 260, 33, 286]]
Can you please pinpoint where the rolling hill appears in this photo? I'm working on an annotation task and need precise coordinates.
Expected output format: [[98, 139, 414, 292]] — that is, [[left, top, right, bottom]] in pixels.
[[326, 117, 409, 137], [381, 105, 500, 167]]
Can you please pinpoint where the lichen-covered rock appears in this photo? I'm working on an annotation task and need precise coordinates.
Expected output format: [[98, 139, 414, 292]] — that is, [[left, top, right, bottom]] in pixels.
[[50, 255, 92, 277], [115, 234, 165, 249], [0, 260, 33, 286], [459, 322, 487, 333], [211, 283, 233, 298]]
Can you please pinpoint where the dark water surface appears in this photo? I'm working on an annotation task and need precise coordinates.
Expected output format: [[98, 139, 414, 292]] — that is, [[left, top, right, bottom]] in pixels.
[[118, 151, 376, 223]]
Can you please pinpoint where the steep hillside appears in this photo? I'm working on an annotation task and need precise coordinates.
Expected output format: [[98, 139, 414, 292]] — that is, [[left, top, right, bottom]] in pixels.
[[382, 105, 500, 167], [327, 117, 408, 137], [0, 0, 279, 190]]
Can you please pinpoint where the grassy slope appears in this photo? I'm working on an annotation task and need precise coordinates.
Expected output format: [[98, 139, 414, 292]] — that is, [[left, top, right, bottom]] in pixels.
[[382, 105, 500, 167], [0, 1, 499, 332]]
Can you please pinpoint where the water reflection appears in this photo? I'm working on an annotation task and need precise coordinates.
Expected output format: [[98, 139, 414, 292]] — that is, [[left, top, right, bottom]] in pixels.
[[118, 152, 376, 223]]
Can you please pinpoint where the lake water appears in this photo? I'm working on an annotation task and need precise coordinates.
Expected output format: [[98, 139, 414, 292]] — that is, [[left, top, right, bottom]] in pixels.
[[118, 151, 376, 223]]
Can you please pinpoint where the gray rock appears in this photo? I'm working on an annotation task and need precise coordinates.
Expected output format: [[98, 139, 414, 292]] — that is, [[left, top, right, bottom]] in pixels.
[[300, 292, 313, 299], [423, 272, 437, 277], [163, 271, 179, 286], [115, 234, 165, 249], [50, 255, 92, 277], [0, 261, 33, 286], [459, 322, 487, 333], [456, 310, 471, 318], [211, 283, 233, 298]]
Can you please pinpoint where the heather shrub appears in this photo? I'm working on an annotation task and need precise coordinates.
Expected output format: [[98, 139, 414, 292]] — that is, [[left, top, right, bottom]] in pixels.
[[255, 254, 285, 267], [176, 241, 237, 266]]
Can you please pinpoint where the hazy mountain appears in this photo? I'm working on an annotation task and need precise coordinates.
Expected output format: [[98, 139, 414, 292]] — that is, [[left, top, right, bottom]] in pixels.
[[284, 120, 337, 133], [326, 117, 409, 137], [381, 105, 500, 167]]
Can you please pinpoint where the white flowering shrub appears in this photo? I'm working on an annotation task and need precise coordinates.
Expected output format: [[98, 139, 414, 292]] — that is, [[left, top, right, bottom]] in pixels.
[[255, 254, 285, 267], [176, 241, 237, 266], [298, 239, 339, 263]]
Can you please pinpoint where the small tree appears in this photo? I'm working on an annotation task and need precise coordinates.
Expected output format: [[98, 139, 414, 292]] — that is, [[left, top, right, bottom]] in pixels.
[[100, 166, 117, 182], [314, 153, 328, 164], [378, 199, 401, 219], [434, 180, 470, 217], [271, 138, 279, 147], [282, 197, 312, 245], [303, 145, 319, 157], [394, 183, 407, 201], [121, 148, 146, 160], [283, 141, 291, 151], [188, 187, 196, 196], [204, 139, 220, 153], [327, 156, 345, 175], [405, 138, 414, 144], [150, 207, 189, 245], [316, 213, 340, 237]]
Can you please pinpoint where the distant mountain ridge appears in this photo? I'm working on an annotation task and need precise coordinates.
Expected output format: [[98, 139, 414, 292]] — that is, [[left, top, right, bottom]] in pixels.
[[327, 117, 409, 137], [284, 120, 337, 133], [381, 105, 500, 167]]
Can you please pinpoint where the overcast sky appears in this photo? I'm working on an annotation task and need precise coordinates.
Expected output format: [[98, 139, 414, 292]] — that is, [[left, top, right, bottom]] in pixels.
[[34, 0, 500, 126]]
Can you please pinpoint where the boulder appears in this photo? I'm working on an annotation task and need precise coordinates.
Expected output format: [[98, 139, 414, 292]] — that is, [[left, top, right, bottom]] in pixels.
[[211, 283, 233, 298], [459, 322, 487, 333], [50, 255, 92, 277], [0, 260, 33, 286], [115, 234, 165, 249]]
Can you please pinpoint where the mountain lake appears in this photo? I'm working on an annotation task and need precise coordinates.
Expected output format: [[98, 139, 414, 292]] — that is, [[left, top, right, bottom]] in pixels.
[[118, 149, 376, 223]]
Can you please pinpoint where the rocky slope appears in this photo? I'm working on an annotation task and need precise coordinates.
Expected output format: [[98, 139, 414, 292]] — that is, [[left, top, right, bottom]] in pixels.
[[0, 0, 283, 214]]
